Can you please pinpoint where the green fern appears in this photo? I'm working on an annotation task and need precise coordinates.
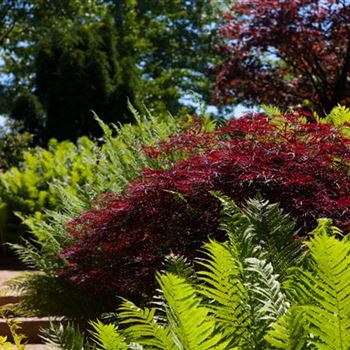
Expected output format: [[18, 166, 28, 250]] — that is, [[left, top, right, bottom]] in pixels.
[[117, 273, 230, 350], [194, 196, 298, 348], [316, 104, 350, 136], [245, 257, 289, 321], [196, 239, 250, 347], [40, 322, 86, 350], [264, 307, 309, 349], [162, 253, 196, 284], [214, 194, 302, 279], [118, 299, 174, 349], [299, 222, 350, 349], [324, 104, 350, 125], [261, 104, 283, 117], [156, 273, 230, 350], [243, 199, 302, 280], [266, 219, 350, 349], [90, 321, 128, 350]]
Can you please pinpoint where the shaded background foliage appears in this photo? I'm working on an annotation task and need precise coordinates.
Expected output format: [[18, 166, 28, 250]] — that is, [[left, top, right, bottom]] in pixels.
[[0, 0, 220, 143]]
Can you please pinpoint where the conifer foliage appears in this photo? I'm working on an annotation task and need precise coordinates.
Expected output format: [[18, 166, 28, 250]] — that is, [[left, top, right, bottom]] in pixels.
[[60, 113, 350, 301]]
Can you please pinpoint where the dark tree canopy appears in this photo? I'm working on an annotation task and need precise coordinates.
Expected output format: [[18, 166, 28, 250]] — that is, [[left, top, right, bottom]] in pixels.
[[1, 0, 220, 143], [213, 0, 350, 115], [33, 21, 139, 141]]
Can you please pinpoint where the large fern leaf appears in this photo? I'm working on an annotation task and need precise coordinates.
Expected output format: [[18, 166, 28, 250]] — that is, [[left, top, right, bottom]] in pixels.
[[245, 257, 289, 322], [157, 272, 230, 350], [214, 194, 302, 279], [118, 299, 175, 349], [265, 307, 309, 349], [90, 320, 128, 350], [278, 219, 350, 349], [203, 195, 298, 348], [243, 198, 302, 279], [302, 225, 350, 349], [196, 239, 250, 347]]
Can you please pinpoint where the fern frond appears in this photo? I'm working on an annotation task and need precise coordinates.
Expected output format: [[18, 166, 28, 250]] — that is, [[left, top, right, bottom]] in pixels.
[[265, 307, 309, 349], [40, 322, 85, 350], [304, 235, 350, 348], [196, 239, 250, 347], [205, 195, 296, 348], [325, 104, 350, 125], [245, 257, 289, 322], [286, 220, 350, 349], [261, 104, 283, 117], [90, 320, 128, 350], [151, 253, 198, 324], [118, 299, 175, 349], [213, 194, 302, 277], [211, 192, 254, 260], [243, 198, 302, 279], [162, 253, 196, 284], [157, 272, 229, 350]]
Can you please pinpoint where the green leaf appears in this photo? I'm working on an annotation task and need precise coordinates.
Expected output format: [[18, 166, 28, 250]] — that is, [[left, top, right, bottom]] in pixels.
[[157, 272, 229, 350], [90, 320, 128, 350]]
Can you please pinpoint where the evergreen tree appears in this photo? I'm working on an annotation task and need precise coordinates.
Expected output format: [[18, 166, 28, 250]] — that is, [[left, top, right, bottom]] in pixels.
[[32, 20, 139, 141]]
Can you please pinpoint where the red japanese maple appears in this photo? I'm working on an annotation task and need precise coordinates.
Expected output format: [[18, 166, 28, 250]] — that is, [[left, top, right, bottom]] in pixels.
[[61, 113, 350, 301], [213, 0, 350, 114]]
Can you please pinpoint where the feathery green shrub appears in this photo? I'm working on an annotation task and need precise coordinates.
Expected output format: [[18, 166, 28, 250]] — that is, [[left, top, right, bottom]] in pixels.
[[0, 107, 198, 246], [0, 136, 97, 245], [0, 129, 33, 171]]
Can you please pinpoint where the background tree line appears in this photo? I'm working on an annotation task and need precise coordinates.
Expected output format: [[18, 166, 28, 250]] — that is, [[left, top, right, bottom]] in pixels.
[[1, 0, 350, 148], [0, 0, 221, 143]]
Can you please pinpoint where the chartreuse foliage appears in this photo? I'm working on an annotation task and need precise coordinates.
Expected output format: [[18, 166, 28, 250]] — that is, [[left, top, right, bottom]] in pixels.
[[78, 199, 350, 350], [317, 104, 350, 137], [267, 219, 350, 350], [0, 308, 27, 350], [321, 104, 350, 125], [0, 135, 97, 247], [1, 106, 190, 243], [262, 103, 350, 129]]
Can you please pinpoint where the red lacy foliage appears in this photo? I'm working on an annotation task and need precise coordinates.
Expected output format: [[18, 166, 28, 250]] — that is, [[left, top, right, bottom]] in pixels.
[[61, 114, 350, 301], [213, 0, 350, 114]]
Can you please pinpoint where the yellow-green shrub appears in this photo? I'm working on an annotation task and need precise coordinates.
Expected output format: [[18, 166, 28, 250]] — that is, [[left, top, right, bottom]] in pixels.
[[0, 109, 200, 245]]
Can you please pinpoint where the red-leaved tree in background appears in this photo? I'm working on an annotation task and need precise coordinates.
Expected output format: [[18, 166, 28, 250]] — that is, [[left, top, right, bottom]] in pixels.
[[60, 113, 350, 302], [213, 0, 350, 114]]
